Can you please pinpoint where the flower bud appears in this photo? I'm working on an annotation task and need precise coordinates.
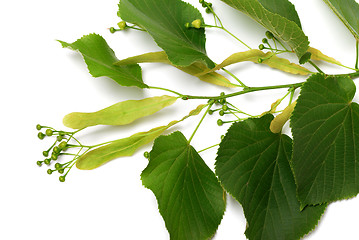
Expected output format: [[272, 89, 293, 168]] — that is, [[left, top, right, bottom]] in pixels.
[[191, 19, 202, 29], [59, 141, 67, 149], [217, 119, 224, 126], [53, 146, 60, 154], [51, 153, 58, 160], [55, 163, 62, 170], [59, 176, 66, 182], [265, 31, 274, 39], [117, 21, 127, 30], [38, 132, 45, 140], [45, 129, 53, 136], [109, 27, 116, 34]]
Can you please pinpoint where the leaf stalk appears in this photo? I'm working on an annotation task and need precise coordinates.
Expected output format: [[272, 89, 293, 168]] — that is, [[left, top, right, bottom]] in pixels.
[[356, 40, 359, 70], [188, 103, 213, 144]]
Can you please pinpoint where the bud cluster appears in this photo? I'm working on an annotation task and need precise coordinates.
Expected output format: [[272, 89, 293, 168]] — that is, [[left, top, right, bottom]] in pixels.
[[199, 0, 213, 13], [206, 93, 233, 126], [36, 124, 78, 182], [257, 31, 292, 63], [207, 93, 253, 126]]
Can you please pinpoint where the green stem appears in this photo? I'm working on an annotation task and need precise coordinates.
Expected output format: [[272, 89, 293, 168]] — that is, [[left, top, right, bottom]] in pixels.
[[356, 40, 359, 70], [198, 143, 220, 153], [188, 103, 212, 144], [274, 37, 290, 52], [222, 27, 252, 50], [222, 68, 247, 87], [228, 109, 241, 120], [330, 71, 359, 79], [272, 88, 292, 110], [289, 88, 295, 105], [309, 60, 324, 74], [148, 86, 184, 97], [332, 62, 357, 71], [206, 5, 223, 27], [203, 24, 251, 50], [183, 82, 304, 100], [127, 26, 146, 31], [150, 72, 359, 103]]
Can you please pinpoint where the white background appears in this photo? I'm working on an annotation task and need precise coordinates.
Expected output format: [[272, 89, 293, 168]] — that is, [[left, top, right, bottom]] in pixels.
[[1, 0, 359, 239]]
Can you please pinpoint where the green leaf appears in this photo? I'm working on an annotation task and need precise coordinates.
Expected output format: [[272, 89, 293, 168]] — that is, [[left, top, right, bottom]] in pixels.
[[220, 0, 310, 59], [197, 49, 311, 76], [323, 0, 359, 40], [141, 131, 226, 240], [257, 0, 302, 28], [115, 51, 237, 87], [76, 104, 206, 170], [216, 115, 326, 240], [63, 95, 177, 129], [298, 52, 312, 64], [59, 34, 147, 88], [119, 0, 215, 68], [291, 74, 359, 206]]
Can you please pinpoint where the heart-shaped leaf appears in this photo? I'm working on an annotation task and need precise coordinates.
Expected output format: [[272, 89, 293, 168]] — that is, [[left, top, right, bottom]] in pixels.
[[59, 34, 147, 88], [142, 131, 226, 240], [323, 0, 359, 40], [119, 0, 214, 68], [220, 0, 310, 59], [291, 73, 359, 206], [216, 115, 326, 240]]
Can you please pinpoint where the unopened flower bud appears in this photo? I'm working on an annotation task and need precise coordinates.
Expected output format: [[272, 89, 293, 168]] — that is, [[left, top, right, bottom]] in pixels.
[[191, 19, 202, 29], [117, 21, 127, 30]]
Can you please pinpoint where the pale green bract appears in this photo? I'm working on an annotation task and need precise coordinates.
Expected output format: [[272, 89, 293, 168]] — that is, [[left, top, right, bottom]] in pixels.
[[76, 104, 206, 170], [220, 0, 310, 59], [142, 131, 226, 240], [63, 95, 178, 129], [308, 47, 342, 65], [198, 49, 311, 76], [270, 101, 296, 133], [118, 0, 215, 68], [115, 51, 237, 87]]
